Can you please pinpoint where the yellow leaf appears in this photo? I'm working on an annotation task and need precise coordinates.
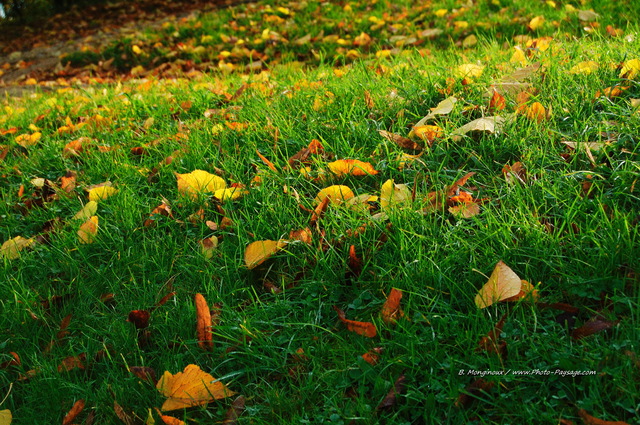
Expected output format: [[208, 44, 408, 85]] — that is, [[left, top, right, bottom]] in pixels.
[[0, 409, 11, 425], [475, 261, 521, 308], [15, 132, 41, 148], [328, 159, 378, 176], [88, 185, 118, 202], [510, 47, 527, 66], [78, 216, 99, 245], [569, 61, 599, 75], [176, 170, 226, 199], [1, 236, 35, 260], [244, 240, 287, 269], [620, 59, 640, 79], [200, 236, 219, 260], [132, 45, 143, 55], [156, 364, 235, 411], [457, 64, 484, 79], [314, 185, 355, 205], [434, 8, 448, 17], [412, 125, 443, 144], [73, 201, 98, 220], [380, 179, 411, 210], [528, 16, 545, 30], [213, 187, 247, 202]]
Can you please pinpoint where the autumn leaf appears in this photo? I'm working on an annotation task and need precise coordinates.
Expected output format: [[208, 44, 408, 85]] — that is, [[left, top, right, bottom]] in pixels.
[[477, 313, 508, 357], [88, 184, 118, 202], [213, 187, 247, 202], [619, 58, 640, 79], [315, 185, 355, 205], [475, 261, 524, 308], [412, 125, 443, 146], [451, 116, 506, 141], [1, 236, 35, 260], [0, 410, 11, 425], [577, 409, 630, 425], [380, 179, 411, 210], [73, 201, 98, 220], [571, 315, 619, 340], [488, 91, 506, 112], [176, 170, 226, 199], [328, 159, 378, 176], [244, 240, 288, 269], [144, 200, 172, 227], [78, 216, 99, 244], [361, 347, 383, 365], [15, 132, 41, 148], [195, 293, 213, 351], [127, 310, 150, 329], [455, 379, 494, 408], [378, 130, 422, 151], [570, 61, 599, 75], [380, 288, 404, 324], [288, 228, 312, 245], [333, 305, 377, 337], [528, 16, 545, 31], [156, 364, 235, 411], [200, 237, 218, 259], [376, 374, 406, 411], [412, 96, 457, 127], [62, 399, 85, 425], [457, 64, 484, 79], [159, 414, 185, 425]]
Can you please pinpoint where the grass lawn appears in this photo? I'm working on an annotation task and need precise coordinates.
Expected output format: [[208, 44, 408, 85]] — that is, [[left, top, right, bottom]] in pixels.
[[1, 0, 639, 423]]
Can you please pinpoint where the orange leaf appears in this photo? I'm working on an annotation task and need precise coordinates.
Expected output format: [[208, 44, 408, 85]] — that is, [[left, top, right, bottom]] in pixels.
[[289, 228, 313, 245], [78, 216, 98, 244], [474, 261, 522, 308], [577, 409, 630, 425], [195, 293, 213, 351], [256, 149, 278, 172], [412, 125, 443, 146], [160, 415, 186, 425], [308, 139, 324, 154], [144, 200, 172, 227], [361, 347, 383, 365], [380, 288, 404, 324], [62, 399, 85, 425], [333, 306, 377, 337], [314, 185, 355, 205], [156, 364, 235, 411], [328, 159, 378, 176], [378, 130, 422, 151], [244, 240, 287, 269], [488, 90, 506, 112]]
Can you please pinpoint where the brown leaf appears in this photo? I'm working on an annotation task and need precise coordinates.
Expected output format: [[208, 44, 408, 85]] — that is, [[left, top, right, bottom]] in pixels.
[[361, 347, 383, 365], [378, 130, 422, 152], [310, 196, 330, 227], [195, 293, 213, 351], [256, 149, 278, 172], [113, 401, 136, 425], [502, 161, 527, 184], [446, 172, 476, 198], [63, 399, 85, 425], [577, 409, 630, 425], [376, 374, 406, 411], [346, 245, 362, 279], [572, 316, 618, 340], [455, 379, 494, 408], [488, 90, 506, 112], [223, 395, 246, 425], [130, 366, 157, 384], [380, 288, 404, 324], [58, 353, 86, 372], [0, 352, 20, 369], [477, 313, 508, 358], [333, 306, 377, 338], [289, 228, 312, 245], [143, 200, 172, 227], [127, 310, 150, 329]]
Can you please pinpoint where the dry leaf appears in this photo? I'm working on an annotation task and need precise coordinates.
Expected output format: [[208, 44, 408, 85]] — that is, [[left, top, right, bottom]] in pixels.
[[127, 310, 150, 329], [577, 409, 629, 425], [1, 236, 35, 260], [156, 364, 235, 411], [200, 237, 219, 259], [0, 410, 11, 425], [144, 200, 172, 227], [448, 202, 481, 218], [288, 228, 312, 245], [315, 185, 355, 205], [15, 132, 41, 148], [488, 91, 506, 112], [176, 170, 226, 199], [477, 313, 507, 357], [223, 395, 246, 425], [378, 130, 422, 151], [63, 399, 85, 425], [159, 415, 185, 425], [452, 116, 506, 141], [380, 288, 404, 324], [88, 185, 118, 202], [78, 216, 99, 244], [380, 179, 411, 210], [619, 59, 640, 79], [475, 261, 522, 308], [571, 316, 618, 340], [412, 125, 443, 146], [328, 159, 378, 176], [73, 201, 98, 220], [244, 240, 288, 269], [333, 306, 377, 337], [130, 366, 157, 383], [213, 187, 247, 202], [195, 293, 213, 351], [376, 374, 407, 411], [412, 96, 457, 127], [361, 347, 383, 365]]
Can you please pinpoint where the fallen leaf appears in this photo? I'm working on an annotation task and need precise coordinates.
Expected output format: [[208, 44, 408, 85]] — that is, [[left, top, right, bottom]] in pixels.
[[213, 187, 247, 202], [113, 401, 136, 425], [577, 9, 600, 22], [488, 91, 506, 112], [477, 313, 508, 357], [577, 409, 629, 425], [619, 59, 640, 79], [78, 216, 99, 244], [127, 310, 150, 329], [195, 293, 213, 351], [333, 306, 377, 337], [130, 366, 157, 383], [176, 170, 226, 199], [0, 352, 20, 369], [571, 316, 619, 340], [346, 245, 362, 279], [315, 185, 355, 205], [73, 201, 98, 220], [455, 379, 494, 408], [1, 236, 35, 259], [412, 125, 443, 146], [88, 185, 118, 202], [475, 261, 522, 308], [328, 159, 378, 176], [244, 240, 288, 269], [570, 61, 599, 75], [58, 353, 86, 372], [452, 116, 506, 141], [159, 415, 185, 425], [528, 16, 545, 31], [200, 237, 219, 259], [378, 130, 422, 151], [413, 96, 457, 127], [288, 228, 312, 245], [63, 399, 85, 425], [457, 64, 484, 79], [380, 179, 411, 210], [380, 288, 404, 324], [223, 395, 246, 425], [361, 347, 383, 365], [156, 364, 235, 411], [15, 132, 41, 148], [376, 374, 406, 411], [0, 410, 12, 425], [256, 149, 278, 172]]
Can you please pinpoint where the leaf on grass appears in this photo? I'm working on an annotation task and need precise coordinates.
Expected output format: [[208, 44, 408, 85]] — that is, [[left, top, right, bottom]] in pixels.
[[223, 395, 246, 425], [58, 353, 86, 372], [176, 170, 226, 199], [346, 245, 362, 279], [571, 316, 618, 340], [63, 399, 85, 425], [577, 409, 630, 425], [528, 16, 545, 30], [0, 410, 11, 425], [570, 61, 599, 75], [73, 201, 98, 220], [475, 261, 522, 308], [457, 64, 484, 79], [200, 237, 219, 259], [477, 313, 508, 357], [130, 366, 157, 383], [244, 240, 288, 269], [15, 132, 41, 148], [0, 352, 20, 369], [619, 59, 640, 79], [378, 130, 422, 151], [455, 379, 494, 408], [289, 228, 312, 245], [411, 125, 443, 146], [88, 184, 118, 202], [376, 374, 407, 411], [1, 236, 35, 260], [195, 293, 213, 351], [413, 96, 457, 127], [113, 401, 136, 425], [127, 310, 150, 329], [328, 159, 378, 176], [380, 179, 411, 210], [333, 306, 377, 337], [315, 185, 355, 205], [159, 415, 185, 425], [488, 91, 506, 112], [361, 347, 383, 365], [144, 200, 172, 227], [156, 364, 235, 411], [213, 187, 247, 202], [577, 9, 600, 22], [256, 149, 278, 172], [380, 288, 404, 324], [78, 216, 99, 245], [451, 116, 506, 141]]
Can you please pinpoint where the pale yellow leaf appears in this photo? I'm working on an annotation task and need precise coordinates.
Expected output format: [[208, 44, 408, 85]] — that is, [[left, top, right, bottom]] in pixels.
[[528, 16, 545, 30], [475, 261, 522, 308], [380, 179, 411, 210], [73, 201, 98, 220], [0, 409, 11, 425], [1, 236, 35, 260], [176, 170, 226, 199], [620, 59, 640, 79], [88, 186, 118, 202], [457, 64, 484, 79], [569, 61, 599, 75]]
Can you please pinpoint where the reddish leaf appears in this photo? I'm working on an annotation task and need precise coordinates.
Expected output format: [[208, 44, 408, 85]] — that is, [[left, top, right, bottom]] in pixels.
[[476, 313, 508, 358], [62, 399, 85, 425], [376, 374, 406, 411], [195, 293, 213, 351], [127, 310, 150, 329], [361, 347, 383, 365], [0, 352, 20, 369], [577, 409, 630, 425], [446, 172, 476, 198], [333, 306, 377, 338], [380, 288, 404, 324], [488, 90, 506, 112], [572, 316, 619, 340], [113, 401, 136, 425], [346, 245, 362, 279], [143, 200, 172, 227], [378, 130, 422, 152], [58, 353, 86, 372], [223, 395, 246, 425], [130, 366, 157, 384], [256, 149, 277, 172]]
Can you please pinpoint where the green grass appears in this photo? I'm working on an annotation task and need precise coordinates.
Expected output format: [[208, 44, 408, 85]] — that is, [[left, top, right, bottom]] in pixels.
[[1, 1, 640, 424]]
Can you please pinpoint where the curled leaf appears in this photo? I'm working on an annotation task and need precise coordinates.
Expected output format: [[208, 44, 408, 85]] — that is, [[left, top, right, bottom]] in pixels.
[[380, 179, 411, 210], [475, 261, 521, 308], [195, 293, 213, 351], [244, 240, 288, 269], [380, 288, 404, 324]]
